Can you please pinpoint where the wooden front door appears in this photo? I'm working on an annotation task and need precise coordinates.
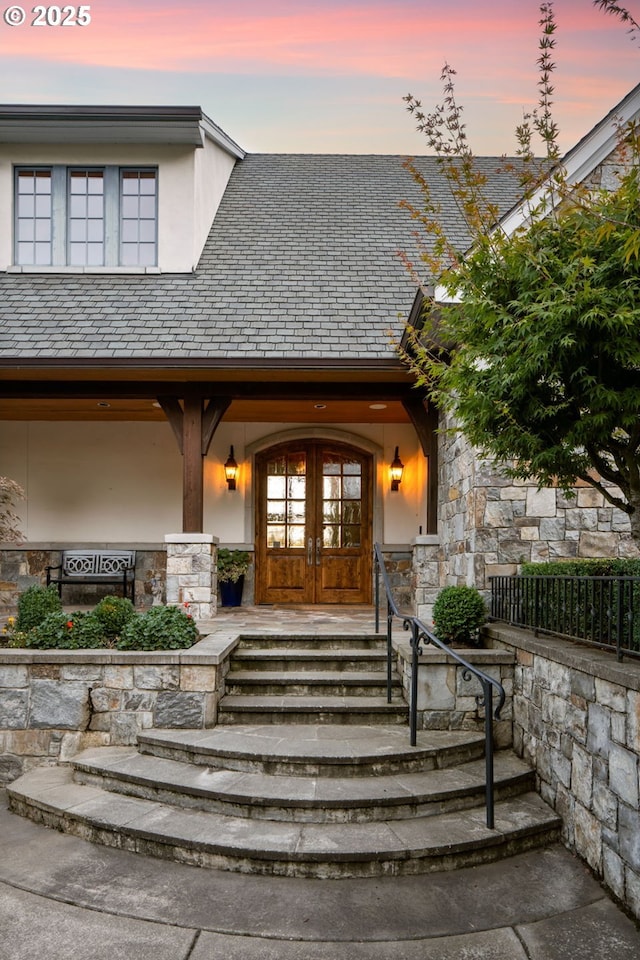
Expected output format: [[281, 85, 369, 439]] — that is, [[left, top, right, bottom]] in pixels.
[[255, 441, 372, 604]]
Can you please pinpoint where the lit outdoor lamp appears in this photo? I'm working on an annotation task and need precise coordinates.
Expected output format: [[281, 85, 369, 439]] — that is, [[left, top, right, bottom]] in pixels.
[[390, 446, 404, 491], [224, 446, 238, 490]]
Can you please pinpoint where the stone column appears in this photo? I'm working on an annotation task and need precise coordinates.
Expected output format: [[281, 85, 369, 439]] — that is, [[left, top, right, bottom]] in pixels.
[[412, 534, 441, 625], [164, 534, 218, 620]]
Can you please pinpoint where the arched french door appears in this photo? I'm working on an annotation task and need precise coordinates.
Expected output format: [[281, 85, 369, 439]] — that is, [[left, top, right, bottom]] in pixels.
[[255, 440, 373, 604]]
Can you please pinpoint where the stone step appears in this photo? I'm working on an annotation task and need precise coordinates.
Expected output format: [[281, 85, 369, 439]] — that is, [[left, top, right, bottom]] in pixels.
[[230, 649, 391, 672], [217, 694, 409, 725], [225, 670, 400, 697], [236, 635, 387, 651], [7, 765, 561, 879], [136, 725, 487, 776], [71, 745, 535, 823]]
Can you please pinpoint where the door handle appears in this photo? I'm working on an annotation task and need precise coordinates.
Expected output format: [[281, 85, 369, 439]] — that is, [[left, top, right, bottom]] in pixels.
[[307, 537, 313, 566], [316, 537, 321, 566]]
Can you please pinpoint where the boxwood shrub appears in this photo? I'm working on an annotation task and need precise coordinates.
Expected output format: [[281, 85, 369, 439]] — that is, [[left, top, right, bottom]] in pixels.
[[16, 584, 62, 632], [432, 585, 487, 646]]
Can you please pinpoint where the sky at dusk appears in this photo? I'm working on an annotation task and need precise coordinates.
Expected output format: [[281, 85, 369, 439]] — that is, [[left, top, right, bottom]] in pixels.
[[0, 0, 638, 155]]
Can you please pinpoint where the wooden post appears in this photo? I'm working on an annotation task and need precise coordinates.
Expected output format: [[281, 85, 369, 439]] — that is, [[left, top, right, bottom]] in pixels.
[[182, 398, 204, 532]]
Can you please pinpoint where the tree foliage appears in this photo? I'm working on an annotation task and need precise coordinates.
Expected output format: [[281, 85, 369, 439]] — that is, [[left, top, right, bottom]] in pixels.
[[401, 1, 640, 543], [0, 476, 25, 543]]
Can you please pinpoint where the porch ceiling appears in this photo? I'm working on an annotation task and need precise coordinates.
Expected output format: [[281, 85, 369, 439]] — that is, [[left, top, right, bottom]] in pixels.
[[0, 397, 411, 423]]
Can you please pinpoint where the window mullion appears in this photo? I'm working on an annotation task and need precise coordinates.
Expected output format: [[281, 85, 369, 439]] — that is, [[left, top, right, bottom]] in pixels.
[[51, 166, 66, 266], [104, 166, 118, 267]]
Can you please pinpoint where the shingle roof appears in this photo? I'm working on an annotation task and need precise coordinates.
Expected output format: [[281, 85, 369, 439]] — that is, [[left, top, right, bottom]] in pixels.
[[0, 154, 521, 363]]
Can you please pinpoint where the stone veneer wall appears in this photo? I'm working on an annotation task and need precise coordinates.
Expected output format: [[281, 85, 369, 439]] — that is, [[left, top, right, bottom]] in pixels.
[[436, 413, 638, 597], [394, 644, 514, 748], [0, 633, 231, 784], [0, 545, 166, 612], [486, 623, 640, 921]]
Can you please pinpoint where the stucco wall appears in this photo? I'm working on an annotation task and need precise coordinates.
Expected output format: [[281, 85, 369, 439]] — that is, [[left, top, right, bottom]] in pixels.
[[0, 419, 425, 548]]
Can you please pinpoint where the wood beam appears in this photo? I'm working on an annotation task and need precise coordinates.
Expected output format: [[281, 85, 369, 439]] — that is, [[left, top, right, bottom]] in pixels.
[[157, 397, 184, 455], [182, 397, 204, 533], [202, 398, 231, 456], [0, 380, 416, 402]]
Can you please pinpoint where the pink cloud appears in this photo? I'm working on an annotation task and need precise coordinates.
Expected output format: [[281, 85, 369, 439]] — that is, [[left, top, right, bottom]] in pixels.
[[1, 2, 614, 77]]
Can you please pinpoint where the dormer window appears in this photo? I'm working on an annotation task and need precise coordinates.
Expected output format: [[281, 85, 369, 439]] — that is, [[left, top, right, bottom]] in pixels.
[[14, 166, 157, 268]]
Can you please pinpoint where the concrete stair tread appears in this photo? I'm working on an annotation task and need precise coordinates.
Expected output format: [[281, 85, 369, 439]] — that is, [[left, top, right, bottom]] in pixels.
[[138, 724, 485, 766], [219, 695, 406, 709], [233, 650, 388, 660], [71, 745, 534, 811], [8, 765, 561, 871], [227, 671, 396, 683]]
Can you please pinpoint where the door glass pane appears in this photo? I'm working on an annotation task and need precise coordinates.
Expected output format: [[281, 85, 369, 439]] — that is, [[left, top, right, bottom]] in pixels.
[[343, 477, 361, 499], [267, 501, 285, 522], [321, 450, 363, 551], [343, 525, 361, 547], [265, 451, 306, 550], [267, 525, 286, 548], [323, 477, 340, 499], [288, 476, 305, 499], [323, 526, 340, 548], [267, 476, 286, 498], [288, 526, 306, 548], [287, 501, 305, 523]]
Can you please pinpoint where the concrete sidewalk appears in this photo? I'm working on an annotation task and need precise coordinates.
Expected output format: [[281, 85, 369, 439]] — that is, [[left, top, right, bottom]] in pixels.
[[1, 791, 638, 960]]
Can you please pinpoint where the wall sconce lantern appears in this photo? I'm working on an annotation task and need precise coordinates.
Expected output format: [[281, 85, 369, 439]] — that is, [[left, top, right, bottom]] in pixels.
[[390, 446, 404, 491], [224, 446, 238, 490]]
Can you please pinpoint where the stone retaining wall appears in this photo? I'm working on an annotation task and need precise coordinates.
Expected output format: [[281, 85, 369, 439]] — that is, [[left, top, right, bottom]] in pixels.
[[0, 629, 234, 783], [485, 623, 640, 921], [393, 643, 514, 748]]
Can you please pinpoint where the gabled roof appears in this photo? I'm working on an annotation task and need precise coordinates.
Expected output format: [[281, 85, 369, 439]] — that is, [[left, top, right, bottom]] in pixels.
[[0, 154, 521, 366], [498, 81, 640, 237]]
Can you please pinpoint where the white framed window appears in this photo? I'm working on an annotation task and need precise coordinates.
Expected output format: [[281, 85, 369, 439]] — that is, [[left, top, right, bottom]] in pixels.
[[14, 165, 157, 267]]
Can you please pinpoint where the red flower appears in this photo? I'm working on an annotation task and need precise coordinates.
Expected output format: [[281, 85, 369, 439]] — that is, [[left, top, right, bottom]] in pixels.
[[66, 620, 73, 629]]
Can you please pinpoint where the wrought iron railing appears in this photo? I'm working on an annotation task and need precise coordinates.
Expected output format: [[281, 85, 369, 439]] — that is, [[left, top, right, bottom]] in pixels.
[[374, 544, 505, 829], [490, 574, 640, 662]]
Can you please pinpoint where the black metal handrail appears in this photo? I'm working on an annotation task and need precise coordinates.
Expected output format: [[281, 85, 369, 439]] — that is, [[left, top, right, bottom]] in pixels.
[[490, 574, 640, 662], [374, 543, 505, 829]]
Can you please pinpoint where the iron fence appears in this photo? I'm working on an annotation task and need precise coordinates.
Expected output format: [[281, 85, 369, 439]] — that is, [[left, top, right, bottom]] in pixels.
[[489, 574, 640, 662]]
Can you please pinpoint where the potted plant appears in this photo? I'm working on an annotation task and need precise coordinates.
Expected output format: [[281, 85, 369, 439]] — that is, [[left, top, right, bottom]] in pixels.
[[432, 585, 487, 647], [217, 548, 250, 607]]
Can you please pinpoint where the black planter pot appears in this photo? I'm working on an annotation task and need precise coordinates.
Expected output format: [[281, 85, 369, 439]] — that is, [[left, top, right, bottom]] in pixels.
[[219, 576, 244, 607]]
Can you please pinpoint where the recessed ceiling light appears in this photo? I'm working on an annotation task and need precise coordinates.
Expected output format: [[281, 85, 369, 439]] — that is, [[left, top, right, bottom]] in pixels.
[[369, 403, 387, 410], [152, 401, 161, 408], [97, 401, 111, 408], [314, 403, 327, 410]]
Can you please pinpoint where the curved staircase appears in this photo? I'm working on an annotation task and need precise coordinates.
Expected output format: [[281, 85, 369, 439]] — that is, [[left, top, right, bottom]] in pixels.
[[7, 631, 561, 878]]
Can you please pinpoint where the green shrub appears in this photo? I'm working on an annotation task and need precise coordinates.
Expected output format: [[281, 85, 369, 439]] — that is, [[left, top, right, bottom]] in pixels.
[[432, 585, 487, 645], [217, 548, 250, 583], [93, 595, 135, 639], [117, 604, 198, 651], [16, 584, 62, 632], [521, 558, 640, 577], [26, 611, 107, 649], [520, 557, 640, 651]]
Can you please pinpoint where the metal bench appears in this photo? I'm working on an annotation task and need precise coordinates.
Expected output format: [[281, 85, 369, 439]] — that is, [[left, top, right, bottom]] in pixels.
[[46, 549, 136, 604]]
